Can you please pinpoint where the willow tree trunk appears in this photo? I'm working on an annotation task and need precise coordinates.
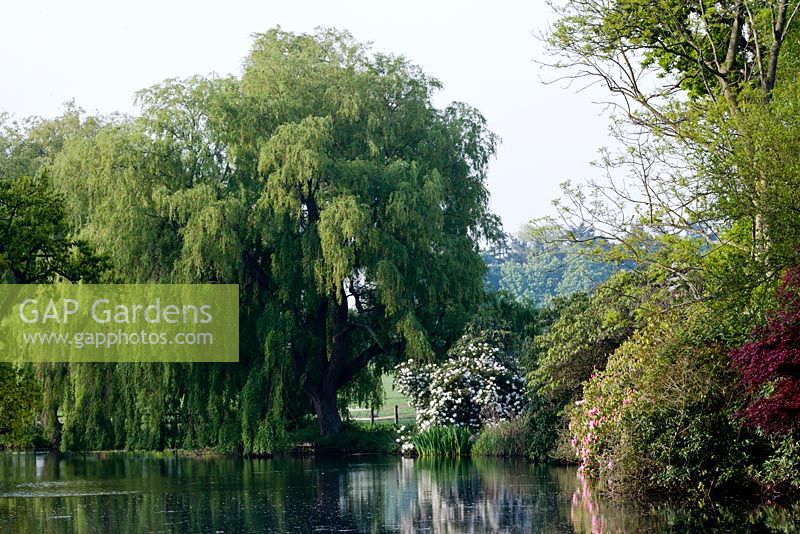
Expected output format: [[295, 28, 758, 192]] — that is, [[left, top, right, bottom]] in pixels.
[[295, 294, 389, 437], [307, 383, 343, 437]]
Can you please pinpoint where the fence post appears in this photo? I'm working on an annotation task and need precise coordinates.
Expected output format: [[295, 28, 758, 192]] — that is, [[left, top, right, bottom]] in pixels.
[[395, 405, 399, 425]]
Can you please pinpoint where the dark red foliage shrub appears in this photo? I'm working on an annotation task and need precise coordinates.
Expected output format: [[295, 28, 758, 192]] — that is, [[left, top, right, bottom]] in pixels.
[[730, 266, 800, 434]]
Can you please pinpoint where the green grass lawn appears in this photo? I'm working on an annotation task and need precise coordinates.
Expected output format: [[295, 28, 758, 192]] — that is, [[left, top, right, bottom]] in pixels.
[[348, 373, 415, 426]]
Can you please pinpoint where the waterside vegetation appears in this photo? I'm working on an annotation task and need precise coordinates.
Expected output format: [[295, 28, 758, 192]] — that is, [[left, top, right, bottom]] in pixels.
[[2, 0, 800, 511]]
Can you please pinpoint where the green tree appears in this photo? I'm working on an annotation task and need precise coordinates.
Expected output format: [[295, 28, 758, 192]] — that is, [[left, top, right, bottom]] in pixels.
[[49, 28, 499, 437], [544, 0, 800, 282], [0, 175, 105, 284], [485, 225, 618, 307], [51, 78, 304, 451], [0, 112, 106, 448], [0, 363, 40, 448], [533, 0, 800, 498], [529, 270, 644, 408], [232, 29, 499, 435], [0, 110, 105, 284], [546, 0, 798, 123]]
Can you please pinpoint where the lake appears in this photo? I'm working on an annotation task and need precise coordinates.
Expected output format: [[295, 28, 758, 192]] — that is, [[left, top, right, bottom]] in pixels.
[[0, 452, 796, 532]]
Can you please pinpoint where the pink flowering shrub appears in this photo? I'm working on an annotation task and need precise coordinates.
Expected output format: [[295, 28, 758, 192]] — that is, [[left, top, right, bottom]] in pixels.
[[563, 306, 750, 497], [562, 362, 634, 480]]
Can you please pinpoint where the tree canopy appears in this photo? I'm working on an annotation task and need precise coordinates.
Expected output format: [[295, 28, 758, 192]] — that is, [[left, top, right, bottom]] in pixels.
[[46, 28, 499, 437]]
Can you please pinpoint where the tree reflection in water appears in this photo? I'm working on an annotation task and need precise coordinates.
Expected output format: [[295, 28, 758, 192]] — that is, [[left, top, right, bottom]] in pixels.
[[0, 452, 796, 532]]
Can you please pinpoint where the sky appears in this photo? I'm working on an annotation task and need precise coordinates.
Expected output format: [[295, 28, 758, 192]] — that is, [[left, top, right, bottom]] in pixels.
[[1, 0, 615, 235]]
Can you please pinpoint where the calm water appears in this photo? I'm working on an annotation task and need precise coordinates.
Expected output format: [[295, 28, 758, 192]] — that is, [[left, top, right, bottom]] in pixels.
[[0, 453, 796, 533]]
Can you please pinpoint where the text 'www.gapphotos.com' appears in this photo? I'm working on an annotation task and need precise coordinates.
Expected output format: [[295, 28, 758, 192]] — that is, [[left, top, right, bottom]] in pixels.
[[22, 331, 213, 349]]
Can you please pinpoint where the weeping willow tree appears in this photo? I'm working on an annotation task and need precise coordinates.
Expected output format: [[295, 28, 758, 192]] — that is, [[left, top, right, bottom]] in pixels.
[[47, 27, 498, 441], [232, 28, 499, 435], [0, 110, 108, 448], [47, 77, 304, 451]]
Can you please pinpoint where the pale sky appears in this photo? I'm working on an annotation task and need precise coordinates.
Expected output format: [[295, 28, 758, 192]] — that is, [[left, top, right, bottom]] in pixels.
[[1, 0, 614, 235]]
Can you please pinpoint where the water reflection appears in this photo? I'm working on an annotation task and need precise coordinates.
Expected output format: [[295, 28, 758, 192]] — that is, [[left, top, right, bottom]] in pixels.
[[0, 452, 795, 533]]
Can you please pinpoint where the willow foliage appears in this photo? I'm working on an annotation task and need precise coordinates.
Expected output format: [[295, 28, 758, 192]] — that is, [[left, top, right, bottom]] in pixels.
[[44, 27, 498, 445]]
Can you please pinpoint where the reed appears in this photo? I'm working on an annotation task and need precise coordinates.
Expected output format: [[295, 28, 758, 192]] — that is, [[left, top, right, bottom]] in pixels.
[[412, 426, 472, 457]]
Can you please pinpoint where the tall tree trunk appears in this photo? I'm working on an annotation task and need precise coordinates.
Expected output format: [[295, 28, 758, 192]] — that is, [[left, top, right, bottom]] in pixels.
[[294, 293, 389, 437], [307, 382, 342, 437], [754, 172, 770, 268]]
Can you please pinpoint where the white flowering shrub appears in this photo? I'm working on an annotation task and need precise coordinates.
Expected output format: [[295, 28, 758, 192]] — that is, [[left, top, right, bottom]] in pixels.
[[395, 425, 415, 455], [394, 326, 525, 432]]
